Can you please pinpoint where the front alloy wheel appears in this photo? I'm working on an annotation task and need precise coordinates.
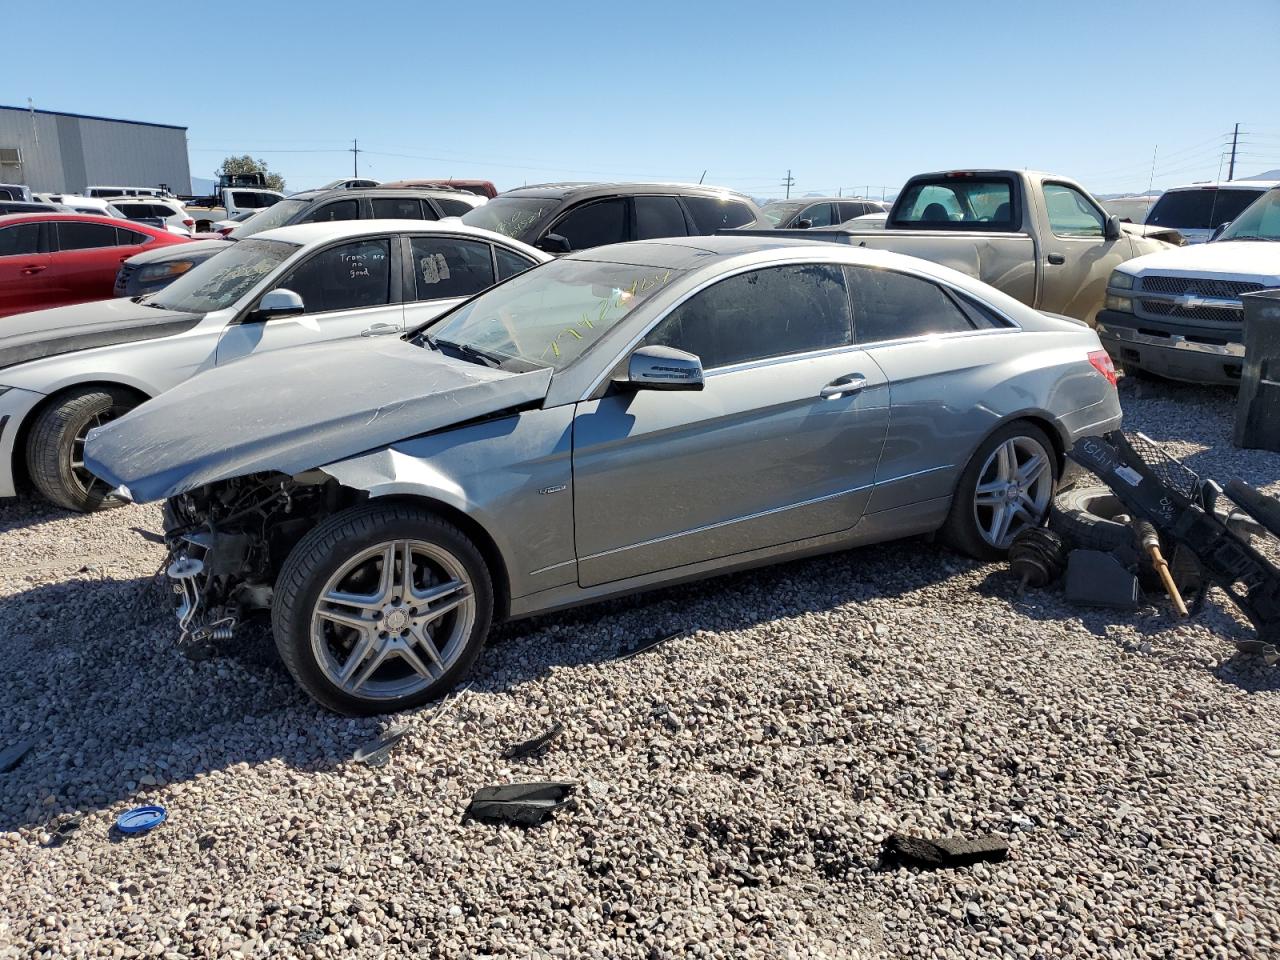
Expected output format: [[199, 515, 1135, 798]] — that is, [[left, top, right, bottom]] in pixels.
[[273, 503, 494, 715]]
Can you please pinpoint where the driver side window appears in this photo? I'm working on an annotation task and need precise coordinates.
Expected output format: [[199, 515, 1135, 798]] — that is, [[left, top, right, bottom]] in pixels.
[[276, 238, 392, 314], [802, 203, 833, 227]]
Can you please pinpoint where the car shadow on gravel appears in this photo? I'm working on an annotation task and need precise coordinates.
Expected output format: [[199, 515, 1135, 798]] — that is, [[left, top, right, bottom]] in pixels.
[[0, 493, 83, 535], [0, 537, 966, 835]]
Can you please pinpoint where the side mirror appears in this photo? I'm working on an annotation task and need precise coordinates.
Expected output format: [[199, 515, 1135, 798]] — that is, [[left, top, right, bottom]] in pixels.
[[795, 219, 813, 230], [1210, 221, 1231, 242], [246, 288, 305, 323], [536, 232, 572, 254], [1104, 214, 1122, 241], [620, 345, 704, 391]]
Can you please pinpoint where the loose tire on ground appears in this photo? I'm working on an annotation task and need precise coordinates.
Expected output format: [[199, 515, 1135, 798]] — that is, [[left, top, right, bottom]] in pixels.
[[941, 421, 1059, 560], [1048, 485, 1132, 552], [26, 386, 141, 512], [271, 502, 494, 716]]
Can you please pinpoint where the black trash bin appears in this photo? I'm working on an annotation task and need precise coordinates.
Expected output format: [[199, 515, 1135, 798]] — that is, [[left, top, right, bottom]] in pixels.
[[1234, 288, 1280, 451]]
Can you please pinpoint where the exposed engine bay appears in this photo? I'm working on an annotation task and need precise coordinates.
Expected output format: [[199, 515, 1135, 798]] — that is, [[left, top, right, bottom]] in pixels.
[[162, 471, 352, 654]]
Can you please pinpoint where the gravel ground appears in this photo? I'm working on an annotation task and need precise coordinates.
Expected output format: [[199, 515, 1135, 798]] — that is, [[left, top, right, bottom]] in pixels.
[[2, 376, 1279, 959]]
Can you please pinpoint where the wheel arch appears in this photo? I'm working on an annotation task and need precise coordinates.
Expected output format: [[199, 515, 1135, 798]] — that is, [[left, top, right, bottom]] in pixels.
[[10, 380, 152, 493], [953, 409, 1067, 494]]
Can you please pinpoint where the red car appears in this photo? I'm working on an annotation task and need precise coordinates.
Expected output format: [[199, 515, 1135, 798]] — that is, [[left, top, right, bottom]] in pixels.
[[0, 213, 190, 318]]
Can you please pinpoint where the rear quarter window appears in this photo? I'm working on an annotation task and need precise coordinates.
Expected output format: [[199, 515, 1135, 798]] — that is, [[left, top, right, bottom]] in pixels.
[[682, 196, 756, 233]]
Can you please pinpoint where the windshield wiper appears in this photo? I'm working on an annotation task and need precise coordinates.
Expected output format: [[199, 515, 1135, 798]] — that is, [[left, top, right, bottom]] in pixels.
[[432, 338, 503, 368]]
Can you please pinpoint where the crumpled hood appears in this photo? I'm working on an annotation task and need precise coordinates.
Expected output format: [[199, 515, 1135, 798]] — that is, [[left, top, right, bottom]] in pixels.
[[0, 298, 203, 372], [1119, 240, 1280, 282], [84, 337, 553, 502]]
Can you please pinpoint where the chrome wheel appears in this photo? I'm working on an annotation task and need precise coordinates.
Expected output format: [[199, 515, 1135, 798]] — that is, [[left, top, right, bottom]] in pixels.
[[310, 539, 475, 702], [972, 435, 1054, 550]]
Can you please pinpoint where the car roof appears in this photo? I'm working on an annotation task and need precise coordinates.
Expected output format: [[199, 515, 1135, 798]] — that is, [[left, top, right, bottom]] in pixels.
[[285, 186, 478, 202], [251, 218, 545, 250], [1163, 180, 1280, 191], [0, 212, 135, 226], [763, 196, 880, 205], [498, 182, 757, 202]]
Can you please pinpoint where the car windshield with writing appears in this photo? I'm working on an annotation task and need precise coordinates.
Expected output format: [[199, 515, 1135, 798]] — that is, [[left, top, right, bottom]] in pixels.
[[894, 177, 1017, 230], [147, 239, 298, 313], [417, 258, 683, 371], [461, 197, 558, 241]]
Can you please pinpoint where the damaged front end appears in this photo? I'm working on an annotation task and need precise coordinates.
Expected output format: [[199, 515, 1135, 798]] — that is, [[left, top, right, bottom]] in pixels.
[[162, 471, 349, 656]]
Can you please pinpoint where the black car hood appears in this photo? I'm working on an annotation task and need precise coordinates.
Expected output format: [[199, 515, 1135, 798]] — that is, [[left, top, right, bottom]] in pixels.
[[125, 237, 228, 267], [84, 337, 553, 503], [0, 298, 203, 371]]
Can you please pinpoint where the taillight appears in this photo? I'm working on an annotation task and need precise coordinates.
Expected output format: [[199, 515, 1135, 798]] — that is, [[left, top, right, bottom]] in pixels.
[[1088, 349, 1118, 386], [183, 218, 195, 227]]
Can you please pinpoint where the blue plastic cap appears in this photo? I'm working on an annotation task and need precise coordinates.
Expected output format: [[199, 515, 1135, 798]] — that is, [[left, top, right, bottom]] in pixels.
[[116, 805, 167, 834]]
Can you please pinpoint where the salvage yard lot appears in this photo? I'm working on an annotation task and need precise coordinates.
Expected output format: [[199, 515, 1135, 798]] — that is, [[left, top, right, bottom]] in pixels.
[[2, 378, 1279, 959]]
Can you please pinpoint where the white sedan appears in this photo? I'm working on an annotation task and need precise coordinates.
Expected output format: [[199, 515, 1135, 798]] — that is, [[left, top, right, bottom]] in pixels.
[[0, 220, 547, 511]]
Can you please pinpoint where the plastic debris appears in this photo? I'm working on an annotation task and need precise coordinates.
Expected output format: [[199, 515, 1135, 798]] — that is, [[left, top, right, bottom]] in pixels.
[[464, 782, 575, 826], [618, 630, 684, 660], [1064, 549, 1141, 610], [353, 723, 410, 767], [501, 721, 565, 761], [0, 738, 34, 774], [884, 833, 1010, 868], [116, 805, 167, 835]]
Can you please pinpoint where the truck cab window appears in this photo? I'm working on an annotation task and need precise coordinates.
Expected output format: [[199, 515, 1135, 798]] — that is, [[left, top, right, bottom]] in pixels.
[[896, 180, 1016, 229], [1043, 183, 1105, 238]]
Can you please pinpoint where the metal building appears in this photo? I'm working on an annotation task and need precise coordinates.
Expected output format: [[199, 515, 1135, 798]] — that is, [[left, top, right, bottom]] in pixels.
[[0, 104, 190, 195]]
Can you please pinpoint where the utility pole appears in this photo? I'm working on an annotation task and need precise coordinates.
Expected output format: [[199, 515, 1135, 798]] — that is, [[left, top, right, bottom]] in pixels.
[[351, 138, 361, 178], [783, 169, 795, 199], [1227, 123, 1239, 181]]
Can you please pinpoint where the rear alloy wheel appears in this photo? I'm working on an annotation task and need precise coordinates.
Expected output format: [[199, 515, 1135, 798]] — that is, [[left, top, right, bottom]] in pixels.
[[942, 422, 1058, 559], [272, 504, 493, 715], [26, 386, 140, 512]]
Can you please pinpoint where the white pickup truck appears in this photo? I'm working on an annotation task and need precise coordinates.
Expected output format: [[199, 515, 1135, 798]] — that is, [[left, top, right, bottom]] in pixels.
[[183, 187, 284, 230], [1097, 185, 1280, 386], [745, 169, 1179, 324]]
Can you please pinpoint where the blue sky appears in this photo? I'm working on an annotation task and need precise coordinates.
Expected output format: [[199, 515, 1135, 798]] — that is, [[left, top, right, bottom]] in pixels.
[[13, 0, 1280, 198]]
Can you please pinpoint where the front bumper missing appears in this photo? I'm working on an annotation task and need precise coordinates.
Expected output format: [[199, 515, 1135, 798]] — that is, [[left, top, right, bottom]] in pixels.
[[1096, 311, 1244, 386]]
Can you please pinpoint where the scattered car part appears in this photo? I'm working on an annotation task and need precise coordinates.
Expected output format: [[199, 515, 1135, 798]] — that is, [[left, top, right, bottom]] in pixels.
[[1235, 289, 1280, 452], [1007, 527, 1068, 593], [464, 782, 575, 826], [1070, 431, 1280, 650], [883, 833, 1009, 868], [0, 738, 34, 773], [1134, 520, 1188, 616], [618, 630, 685, 660], [1049, 485, 1133, 552], [1064, 550, 1141, 610], [501, 721, 564, 761], [115, 805, 167, 835], [352, 723, 410, 767]]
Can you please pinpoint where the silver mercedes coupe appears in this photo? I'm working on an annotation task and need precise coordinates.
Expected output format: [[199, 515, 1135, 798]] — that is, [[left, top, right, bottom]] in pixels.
[[86, 236, 1122, 714]]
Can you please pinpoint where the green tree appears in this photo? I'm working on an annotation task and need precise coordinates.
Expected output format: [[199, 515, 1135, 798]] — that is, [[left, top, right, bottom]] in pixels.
[[216, 155, 286, 192]]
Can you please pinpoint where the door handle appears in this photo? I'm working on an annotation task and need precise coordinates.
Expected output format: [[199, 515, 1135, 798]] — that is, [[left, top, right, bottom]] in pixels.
[[1046, 253, 1066, 265], [360, 322, 400, 337], [820, 374, 867, 399], [20, 264, 46, 275]]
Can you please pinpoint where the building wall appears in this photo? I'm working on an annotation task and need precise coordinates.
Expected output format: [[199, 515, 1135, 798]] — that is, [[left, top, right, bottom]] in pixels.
[[0, 106, 190, 195]]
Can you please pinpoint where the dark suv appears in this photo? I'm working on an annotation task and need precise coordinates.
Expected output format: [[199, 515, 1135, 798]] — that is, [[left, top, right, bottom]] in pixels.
[[460, 182, 764, 254], [116, 187, 482, 296]]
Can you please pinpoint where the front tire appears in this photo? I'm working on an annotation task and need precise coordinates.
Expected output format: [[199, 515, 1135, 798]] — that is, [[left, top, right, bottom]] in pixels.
[[272, 502, 493, 716], [942, 421, 1058, 559], [26, 386, 141, 512]]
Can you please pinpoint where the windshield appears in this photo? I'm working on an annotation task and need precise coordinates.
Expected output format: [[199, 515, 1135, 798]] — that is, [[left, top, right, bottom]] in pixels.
[[1218, 189, 1280, 241], [1147, 188, 1264, 230], [147, 239, 298, 313], [229, 198, 311, 238], [418, 258, 683, 371], [893, 178, 1017, 229], [761, 201, 805, 225], [461, 197, 558, 240]]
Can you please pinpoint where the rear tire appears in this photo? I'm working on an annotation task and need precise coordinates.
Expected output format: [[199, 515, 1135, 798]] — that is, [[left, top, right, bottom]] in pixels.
[[272, 502, 493, 716], [942, 421, 1059, 560], [26, 386, 141, 512]]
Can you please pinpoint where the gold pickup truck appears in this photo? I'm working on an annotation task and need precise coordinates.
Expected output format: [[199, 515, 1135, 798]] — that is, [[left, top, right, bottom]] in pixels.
[[750, 169, 1180, 324]]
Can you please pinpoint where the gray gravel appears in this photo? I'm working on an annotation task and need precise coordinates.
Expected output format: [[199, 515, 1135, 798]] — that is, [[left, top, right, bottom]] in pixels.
[[2, 376, 1279, 959]]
